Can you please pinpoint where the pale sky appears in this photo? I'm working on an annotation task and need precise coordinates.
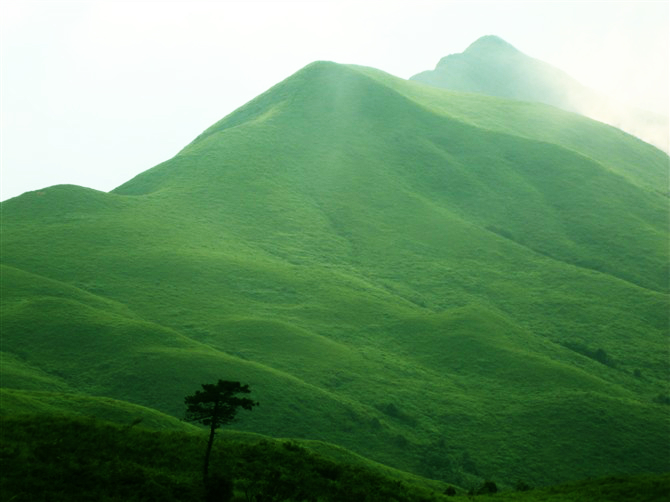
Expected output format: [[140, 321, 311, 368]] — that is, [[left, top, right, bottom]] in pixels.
[[1, 0, 668, 201]]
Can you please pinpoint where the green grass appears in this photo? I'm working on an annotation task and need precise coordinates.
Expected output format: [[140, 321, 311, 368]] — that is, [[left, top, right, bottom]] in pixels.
[[1, 61, 668, 487], [0, 389, 198, 431]]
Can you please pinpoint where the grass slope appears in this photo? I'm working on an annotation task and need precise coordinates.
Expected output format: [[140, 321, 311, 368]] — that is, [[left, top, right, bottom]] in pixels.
[[0, 389, 198, 431], [1, 61, 668, 487]]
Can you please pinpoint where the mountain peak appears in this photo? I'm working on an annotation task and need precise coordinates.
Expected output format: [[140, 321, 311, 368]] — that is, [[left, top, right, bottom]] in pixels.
[[463, 35, 521, 55], [409, 35, 669, 151], [431, 35, 522, 70]]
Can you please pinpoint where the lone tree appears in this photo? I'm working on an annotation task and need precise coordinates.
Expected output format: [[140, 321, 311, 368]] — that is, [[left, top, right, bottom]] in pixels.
[[185, 380, 258, 480]]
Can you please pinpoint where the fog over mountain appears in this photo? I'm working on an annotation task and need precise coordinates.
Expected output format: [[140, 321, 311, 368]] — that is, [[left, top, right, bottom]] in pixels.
[[3, 2, 668, 203], [412, 35, 669, 152]]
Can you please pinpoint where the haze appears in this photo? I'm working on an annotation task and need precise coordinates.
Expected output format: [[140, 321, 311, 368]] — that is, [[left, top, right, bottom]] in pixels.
[[1, 0, 668, 201]]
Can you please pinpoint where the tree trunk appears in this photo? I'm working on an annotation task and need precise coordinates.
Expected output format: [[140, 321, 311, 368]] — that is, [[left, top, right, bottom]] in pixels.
[[203, 420, 216, 481], [203, 403, 219, 481]]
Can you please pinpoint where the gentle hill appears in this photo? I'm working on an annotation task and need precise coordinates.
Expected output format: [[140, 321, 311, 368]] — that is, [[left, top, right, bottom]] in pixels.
[[411, 35, 669, 151], [1, 60, 668, 488], [0, 389, 199, 431]]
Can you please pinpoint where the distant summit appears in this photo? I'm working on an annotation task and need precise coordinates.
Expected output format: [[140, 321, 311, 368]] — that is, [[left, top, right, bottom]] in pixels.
[[462, 34, 520, 55], [411, 35, 596, 110], [411, 36, 668, 151]]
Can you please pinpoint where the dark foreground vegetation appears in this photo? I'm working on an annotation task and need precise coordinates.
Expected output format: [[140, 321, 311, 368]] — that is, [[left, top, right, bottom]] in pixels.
[[0, 414, 447, 501], [1, 414, 668, 501]]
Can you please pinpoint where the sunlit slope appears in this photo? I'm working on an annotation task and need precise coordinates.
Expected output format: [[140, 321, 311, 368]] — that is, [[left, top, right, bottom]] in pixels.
[[117, 61, 669, 291], [1, 61, 668, 485]]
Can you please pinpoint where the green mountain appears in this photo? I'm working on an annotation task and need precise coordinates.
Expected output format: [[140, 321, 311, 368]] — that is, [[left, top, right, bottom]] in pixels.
[[411, 35, 669, 151], [1, 59, 669, 488]]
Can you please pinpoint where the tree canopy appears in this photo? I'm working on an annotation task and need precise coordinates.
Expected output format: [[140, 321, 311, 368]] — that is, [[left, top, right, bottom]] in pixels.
[[185, 380, 258, 429], [185, 379, 258, 482]]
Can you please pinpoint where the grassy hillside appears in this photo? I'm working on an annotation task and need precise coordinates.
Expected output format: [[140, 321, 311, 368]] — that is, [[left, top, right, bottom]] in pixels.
[[0, 389, 199, 431], [1, 61, 668, 487]]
